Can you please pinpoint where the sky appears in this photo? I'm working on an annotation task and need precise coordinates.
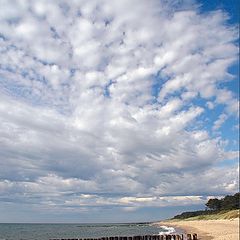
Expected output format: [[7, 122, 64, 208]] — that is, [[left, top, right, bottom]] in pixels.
[[0, 0, 239, 223]]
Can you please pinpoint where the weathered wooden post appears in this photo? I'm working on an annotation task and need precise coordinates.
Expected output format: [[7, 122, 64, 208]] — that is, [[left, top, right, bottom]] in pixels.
[[176, 235, 181, 240], [192, 234, 197, 240], [187, 234, 192, 240], [48, 233, 199, 240]]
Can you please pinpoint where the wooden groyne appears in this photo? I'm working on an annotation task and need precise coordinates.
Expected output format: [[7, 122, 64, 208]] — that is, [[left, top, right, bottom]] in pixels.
[[50, 233, 198, 240]]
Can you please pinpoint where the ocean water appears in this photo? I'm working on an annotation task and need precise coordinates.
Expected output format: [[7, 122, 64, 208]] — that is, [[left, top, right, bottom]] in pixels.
[[0, 223, 175, 240]]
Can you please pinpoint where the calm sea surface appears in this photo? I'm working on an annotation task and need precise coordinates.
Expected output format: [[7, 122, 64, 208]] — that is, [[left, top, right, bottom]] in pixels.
[[0, 223, 171, 240]]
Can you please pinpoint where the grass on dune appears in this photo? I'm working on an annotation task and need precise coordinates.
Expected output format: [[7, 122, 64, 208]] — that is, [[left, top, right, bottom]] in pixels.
[[180, 209, 239, 221]]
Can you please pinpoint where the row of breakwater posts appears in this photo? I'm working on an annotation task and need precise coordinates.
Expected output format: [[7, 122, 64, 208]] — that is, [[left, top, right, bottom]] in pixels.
[[50, 234, 198, 240]]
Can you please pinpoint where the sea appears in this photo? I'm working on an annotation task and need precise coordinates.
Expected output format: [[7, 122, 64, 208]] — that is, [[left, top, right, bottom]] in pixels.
[[0, 223, 176, 240]]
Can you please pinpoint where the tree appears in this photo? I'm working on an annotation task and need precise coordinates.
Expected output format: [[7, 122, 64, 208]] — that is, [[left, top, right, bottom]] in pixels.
[[205, 198, 221, 210], [206, 193, 240, 211], [220, 193, 240, 210], [233, 193, 240, 209], [221, 195, 236, 210]]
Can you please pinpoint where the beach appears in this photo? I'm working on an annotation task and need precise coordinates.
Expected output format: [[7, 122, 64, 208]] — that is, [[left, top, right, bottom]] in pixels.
[[158, 219, 239, 240]]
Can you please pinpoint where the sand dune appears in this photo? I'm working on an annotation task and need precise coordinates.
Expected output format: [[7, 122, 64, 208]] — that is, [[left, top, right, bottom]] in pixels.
[[158, 219, 239, 240]]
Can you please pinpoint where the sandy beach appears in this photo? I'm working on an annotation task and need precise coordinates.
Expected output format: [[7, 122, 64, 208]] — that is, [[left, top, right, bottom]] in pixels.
[[158, 219, 239, 240]]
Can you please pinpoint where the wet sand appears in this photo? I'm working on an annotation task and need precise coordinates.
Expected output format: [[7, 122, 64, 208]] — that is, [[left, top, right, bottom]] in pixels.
[[158, 219, 239, 240]]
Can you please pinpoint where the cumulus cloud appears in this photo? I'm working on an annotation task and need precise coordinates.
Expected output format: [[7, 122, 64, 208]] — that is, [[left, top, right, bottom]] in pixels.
[[0, 0, 238, 218], [213, 113, 228, 131]]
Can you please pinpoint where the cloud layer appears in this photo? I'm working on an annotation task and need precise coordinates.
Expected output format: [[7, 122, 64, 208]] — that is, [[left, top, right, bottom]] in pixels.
[[0, 0, 238, 220]]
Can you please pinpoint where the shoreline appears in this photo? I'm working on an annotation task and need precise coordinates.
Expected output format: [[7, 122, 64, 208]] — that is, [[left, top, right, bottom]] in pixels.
[[155, 219, 239, 240], [157, 221, 212, 240]]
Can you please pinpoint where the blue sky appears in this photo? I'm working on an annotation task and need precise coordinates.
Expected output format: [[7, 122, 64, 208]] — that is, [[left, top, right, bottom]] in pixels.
[[0, 0, 239, 223]]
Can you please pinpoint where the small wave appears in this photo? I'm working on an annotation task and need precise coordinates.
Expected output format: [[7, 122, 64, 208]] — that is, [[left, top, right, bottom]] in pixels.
[[159, 225, 176, 235]]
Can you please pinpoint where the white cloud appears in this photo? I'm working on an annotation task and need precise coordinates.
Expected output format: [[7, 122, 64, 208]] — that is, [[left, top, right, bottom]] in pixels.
[[0, 0, 238, 216], [213, 113, 228, 131]]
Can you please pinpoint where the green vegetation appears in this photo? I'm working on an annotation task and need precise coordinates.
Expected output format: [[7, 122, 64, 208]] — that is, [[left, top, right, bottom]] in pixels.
[[173, 193, 240, 220], [181, 209, 239, 220], [205, 193, 240, 211]]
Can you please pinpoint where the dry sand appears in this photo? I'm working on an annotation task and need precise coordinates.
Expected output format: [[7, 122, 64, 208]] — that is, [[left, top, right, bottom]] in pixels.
[[158, 219, 239, 240]]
